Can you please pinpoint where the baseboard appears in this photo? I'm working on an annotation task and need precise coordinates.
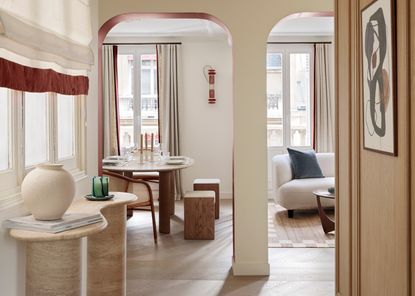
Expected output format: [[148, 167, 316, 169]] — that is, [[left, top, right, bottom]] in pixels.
[[232, 260, 270, 276]]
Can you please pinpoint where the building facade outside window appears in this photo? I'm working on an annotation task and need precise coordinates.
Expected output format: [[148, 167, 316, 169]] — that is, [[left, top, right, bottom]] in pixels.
[[117, 46, 159, 154]]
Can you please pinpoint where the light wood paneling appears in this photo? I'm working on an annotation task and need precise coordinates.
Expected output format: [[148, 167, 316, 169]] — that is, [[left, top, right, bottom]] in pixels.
[[336, 0, 413, 295], [335, 0, 353, 294], [411, 1, 415, 294]]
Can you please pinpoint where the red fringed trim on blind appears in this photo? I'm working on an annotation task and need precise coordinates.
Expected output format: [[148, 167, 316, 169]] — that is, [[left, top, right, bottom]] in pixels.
[[0, 58, 89, 95]]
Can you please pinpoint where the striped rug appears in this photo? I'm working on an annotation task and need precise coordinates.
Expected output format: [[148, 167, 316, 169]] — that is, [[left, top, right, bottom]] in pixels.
[[268, 203, 335, 248]]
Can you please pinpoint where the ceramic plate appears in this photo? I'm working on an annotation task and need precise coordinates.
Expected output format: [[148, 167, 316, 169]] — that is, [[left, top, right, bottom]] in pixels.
[[165, 159, 185, 165], [168, 156, 186, 160], [84, 194, 115, 201], [106, 156, 126, 161], [102, 159, 125, 166]]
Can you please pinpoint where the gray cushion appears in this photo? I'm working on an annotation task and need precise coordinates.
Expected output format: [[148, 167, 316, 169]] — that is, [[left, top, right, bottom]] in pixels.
[[287, 148, 324, 179]]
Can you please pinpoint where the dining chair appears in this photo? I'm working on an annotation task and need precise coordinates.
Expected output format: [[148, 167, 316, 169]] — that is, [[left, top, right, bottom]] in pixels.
[[103, 170, 157, 244]]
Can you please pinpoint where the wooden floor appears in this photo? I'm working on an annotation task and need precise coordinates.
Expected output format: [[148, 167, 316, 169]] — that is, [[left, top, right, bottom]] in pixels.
[[126, 200, 335, 296]]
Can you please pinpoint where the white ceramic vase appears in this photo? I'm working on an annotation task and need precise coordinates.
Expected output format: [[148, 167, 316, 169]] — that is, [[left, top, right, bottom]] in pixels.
[[21, 164, 75, 220]]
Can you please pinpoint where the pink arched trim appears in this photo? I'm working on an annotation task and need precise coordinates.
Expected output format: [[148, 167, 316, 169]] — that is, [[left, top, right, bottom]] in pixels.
[[98, 13, 231, 175]]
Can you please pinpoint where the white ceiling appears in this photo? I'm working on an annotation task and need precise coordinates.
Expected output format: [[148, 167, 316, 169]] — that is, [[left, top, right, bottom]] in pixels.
[[107, 19, 227, 38], [107, 17, 334, 38], [271, 17, 334, 36]]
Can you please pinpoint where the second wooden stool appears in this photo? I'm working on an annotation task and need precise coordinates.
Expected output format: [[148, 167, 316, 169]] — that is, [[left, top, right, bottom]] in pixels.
[[193, 179, 220, 219]]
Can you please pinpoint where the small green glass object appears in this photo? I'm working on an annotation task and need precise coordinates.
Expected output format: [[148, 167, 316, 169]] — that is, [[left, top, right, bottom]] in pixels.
[[92, 176, 104, 197], [102, 176, 109, 196]]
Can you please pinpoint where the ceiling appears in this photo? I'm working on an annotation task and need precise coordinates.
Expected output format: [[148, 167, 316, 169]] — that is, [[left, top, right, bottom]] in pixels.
[[107, 16, 334, 38], [107, 19, 227, 38], [270, 17, 334, 36]]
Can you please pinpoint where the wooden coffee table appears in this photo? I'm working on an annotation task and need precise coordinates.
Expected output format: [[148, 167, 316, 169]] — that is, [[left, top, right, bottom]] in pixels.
[[313, 190, 335, 233]]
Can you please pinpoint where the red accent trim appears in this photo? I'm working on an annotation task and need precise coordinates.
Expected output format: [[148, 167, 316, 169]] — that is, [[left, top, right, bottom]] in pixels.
[[279, 11, 334, 22], [98, 43, 103, 175], [113, 45, 121, 155], [0, 58, 88, 95], [312, 44, 317, 150], [156, 45, 161, 145]]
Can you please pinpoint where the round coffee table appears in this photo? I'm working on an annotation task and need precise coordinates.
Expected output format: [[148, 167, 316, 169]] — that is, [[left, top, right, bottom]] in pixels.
[[313, 190, 335, 233]]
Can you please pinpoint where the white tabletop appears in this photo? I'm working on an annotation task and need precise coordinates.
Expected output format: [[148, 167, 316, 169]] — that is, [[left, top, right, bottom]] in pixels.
[[102, 157, 194, 173], [313, 190, 335, 199]]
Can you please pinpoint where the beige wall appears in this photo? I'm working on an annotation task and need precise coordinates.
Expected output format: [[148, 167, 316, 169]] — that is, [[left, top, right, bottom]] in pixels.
[[336, 0, 414, 295], [98, 0, 333, 275]]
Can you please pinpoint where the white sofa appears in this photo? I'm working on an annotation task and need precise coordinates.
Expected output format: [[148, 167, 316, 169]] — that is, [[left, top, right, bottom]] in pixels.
[[272, 153, 335, 216]]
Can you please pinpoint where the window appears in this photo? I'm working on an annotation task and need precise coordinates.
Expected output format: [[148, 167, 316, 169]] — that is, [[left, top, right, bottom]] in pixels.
[[117, 46, 159, 154], [57, 94, 75, 160], [0, 89, 85, 199], [267, 44, 313, 149], [25, 92, 49, 167], [0, 88, 11, 171]]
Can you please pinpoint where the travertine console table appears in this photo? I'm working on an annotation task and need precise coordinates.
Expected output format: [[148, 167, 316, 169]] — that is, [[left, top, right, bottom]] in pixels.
[[9, 192, 136, 296]]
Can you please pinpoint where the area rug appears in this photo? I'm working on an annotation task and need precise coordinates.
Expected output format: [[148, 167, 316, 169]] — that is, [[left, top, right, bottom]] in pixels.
[[268, 203, 335, 248]]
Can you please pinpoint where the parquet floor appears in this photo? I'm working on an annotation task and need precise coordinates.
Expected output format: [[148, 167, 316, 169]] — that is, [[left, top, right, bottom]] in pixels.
[[126, 200, 335, 296]]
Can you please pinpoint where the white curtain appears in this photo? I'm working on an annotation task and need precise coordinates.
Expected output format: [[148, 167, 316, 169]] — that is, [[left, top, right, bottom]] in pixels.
[[0, 0, 93, 72], [315, 44, 334, 152], [102, 45, 119, 157], [157, 44, 183, 199]]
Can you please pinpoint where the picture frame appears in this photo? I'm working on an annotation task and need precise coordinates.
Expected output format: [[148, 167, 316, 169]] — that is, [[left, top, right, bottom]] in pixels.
[[361, 0, 397, 156]]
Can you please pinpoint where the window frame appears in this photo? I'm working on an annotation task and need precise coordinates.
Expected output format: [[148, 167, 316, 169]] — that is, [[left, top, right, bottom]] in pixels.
[[23, 91, 51, 170], [0, 90, 86, 205], [118, 45, 158, 150], [267, 43, 314, 151], [0, 89, 21, 197]]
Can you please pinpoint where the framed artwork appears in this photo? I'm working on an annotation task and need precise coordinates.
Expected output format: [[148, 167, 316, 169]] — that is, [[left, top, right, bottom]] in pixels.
[[361, 0, 397, 155]]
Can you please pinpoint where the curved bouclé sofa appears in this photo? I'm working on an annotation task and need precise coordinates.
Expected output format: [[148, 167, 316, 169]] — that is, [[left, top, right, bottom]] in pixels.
[[272, 153, 335, 217]]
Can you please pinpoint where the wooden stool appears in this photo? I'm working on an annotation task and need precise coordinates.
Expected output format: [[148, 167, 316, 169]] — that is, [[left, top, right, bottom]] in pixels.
[[184, 191, 215, 240], [193, 179, 220, 219]]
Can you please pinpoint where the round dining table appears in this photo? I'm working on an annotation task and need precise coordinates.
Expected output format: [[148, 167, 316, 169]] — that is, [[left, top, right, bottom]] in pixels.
[[103, 157, 194, 234]]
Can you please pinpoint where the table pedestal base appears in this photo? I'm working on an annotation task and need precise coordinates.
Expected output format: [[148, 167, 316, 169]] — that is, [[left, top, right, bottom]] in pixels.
[[159, 171, 173, 234], [316, 196, 335, 233], [26, 239, 81, 296], [88, 205, 126, 296]]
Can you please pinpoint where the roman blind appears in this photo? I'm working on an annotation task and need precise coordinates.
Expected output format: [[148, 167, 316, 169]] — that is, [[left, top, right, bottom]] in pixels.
[[0, 0, 93, 95]]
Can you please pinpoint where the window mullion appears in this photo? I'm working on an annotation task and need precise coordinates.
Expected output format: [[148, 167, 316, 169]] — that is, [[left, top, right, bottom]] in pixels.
[[50, 93, 57, 164], [135, 50, 142, 148], [283, 48, 291, 149], [16, 91, 25, 183]]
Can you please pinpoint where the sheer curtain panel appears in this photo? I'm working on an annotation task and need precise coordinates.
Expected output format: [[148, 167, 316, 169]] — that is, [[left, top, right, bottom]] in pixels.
[[314, 44, 335, 152], [157, 44, 183, 199], [102, 45, 120, 157]]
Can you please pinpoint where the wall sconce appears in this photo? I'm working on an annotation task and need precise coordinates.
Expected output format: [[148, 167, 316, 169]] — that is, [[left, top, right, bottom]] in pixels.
[[203, 65, 216, 104]]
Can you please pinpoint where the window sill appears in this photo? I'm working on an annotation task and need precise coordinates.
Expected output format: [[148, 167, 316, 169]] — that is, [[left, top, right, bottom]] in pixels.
[[0, 187, 24, 213]]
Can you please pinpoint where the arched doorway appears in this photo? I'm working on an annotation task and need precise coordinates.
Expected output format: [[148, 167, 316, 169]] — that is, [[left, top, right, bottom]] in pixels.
[[265, 11, 336, 295], [98, 12, 236, 289]]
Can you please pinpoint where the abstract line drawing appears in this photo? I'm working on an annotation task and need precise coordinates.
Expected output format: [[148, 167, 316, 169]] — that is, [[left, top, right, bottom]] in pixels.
[[361, 0, 396, 155]]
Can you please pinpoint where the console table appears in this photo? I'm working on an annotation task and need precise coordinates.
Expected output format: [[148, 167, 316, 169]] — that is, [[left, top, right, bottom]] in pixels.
[[9, 192, 136, 296]]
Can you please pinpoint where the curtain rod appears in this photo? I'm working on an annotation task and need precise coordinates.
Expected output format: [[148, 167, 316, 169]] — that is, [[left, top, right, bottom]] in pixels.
[[267, 41, 332, 44], [102, 42, 182, 45]]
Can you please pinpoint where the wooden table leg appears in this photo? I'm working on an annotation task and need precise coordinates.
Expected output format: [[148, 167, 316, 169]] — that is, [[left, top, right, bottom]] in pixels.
[[316, 196, 335, 233], [26, 239, 81, 296], [159, 171, 173, 234], [88, 205, 126, 296], [170, 172, 175, 215]]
